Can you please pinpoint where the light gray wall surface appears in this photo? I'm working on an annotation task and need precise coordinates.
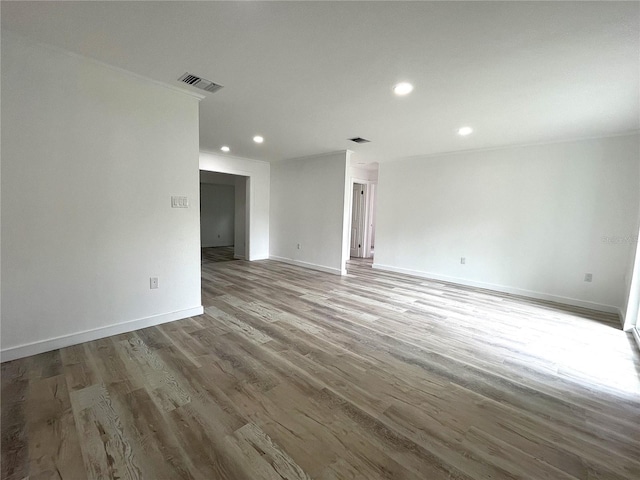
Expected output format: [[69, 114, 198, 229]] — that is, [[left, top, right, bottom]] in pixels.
[[200, 184, 235, 247], [235, 177, 247, 259], [1, 33, 202, 359], [375, 134, 640, 315], [270, 152, 349, 274]]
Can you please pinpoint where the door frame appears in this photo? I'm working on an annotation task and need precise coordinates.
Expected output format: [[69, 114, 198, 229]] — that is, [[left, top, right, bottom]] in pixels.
[[350, 183, 367, 258], [348, 177, 377, 259], [199, 169, 251, 261]]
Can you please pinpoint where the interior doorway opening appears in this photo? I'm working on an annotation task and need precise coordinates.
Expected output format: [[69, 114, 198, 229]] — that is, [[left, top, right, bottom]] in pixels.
[[348, 174, 378, 260], [350, 183, 367, 258], [199, 170, 249, 264]]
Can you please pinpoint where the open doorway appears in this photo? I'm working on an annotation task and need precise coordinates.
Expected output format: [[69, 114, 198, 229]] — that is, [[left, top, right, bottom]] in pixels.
[[346, 160, 379, 264], [348, 173, 378, 260], [350, 183, 367, 258], [199, 170, 249, 264]]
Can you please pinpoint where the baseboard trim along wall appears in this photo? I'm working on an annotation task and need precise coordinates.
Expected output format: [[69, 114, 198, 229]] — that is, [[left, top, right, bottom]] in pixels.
[[270, 256, 345, 276], [372, 263, 620, 317], [617, 307, 627, 329], [0, 306, 204, 362], [249, 255, 270, 261]]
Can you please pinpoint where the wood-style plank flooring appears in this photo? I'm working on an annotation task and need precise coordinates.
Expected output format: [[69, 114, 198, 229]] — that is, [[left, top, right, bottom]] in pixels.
[[202, 246, 237, 264], [2, 257, 640, 480]]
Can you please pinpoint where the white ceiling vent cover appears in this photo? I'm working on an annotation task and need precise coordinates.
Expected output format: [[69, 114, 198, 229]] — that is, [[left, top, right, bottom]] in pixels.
[[178, 72, 223, 93], [349, 137, 371, 144]]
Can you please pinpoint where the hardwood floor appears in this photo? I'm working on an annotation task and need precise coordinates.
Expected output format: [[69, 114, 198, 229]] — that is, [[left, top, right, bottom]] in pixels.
[[2, 258, 640, 480], [202, 246, 237, 264]]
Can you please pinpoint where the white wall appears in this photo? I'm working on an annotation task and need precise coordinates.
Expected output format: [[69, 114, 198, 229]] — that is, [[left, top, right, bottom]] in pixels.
[[369, 184, 378, 249], [270, 151, 350, 275], [623, 166, 640, 331], [200, 184, 235, 247], [375, 134, 640, 314], [199, 152, 270, 260], [624, 234, 640, 331], [350, 165, 379, 183], [1, 33, 203, 360]]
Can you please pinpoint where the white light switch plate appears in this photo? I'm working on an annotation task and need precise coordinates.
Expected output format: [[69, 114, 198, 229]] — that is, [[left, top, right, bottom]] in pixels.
[[171, 196, 189, 208]]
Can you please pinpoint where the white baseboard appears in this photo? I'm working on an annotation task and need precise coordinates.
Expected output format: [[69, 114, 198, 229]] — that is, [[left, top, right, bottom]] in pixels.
[[0, 306, 204, 363], [617, 307, 627, 329], [233, 254, 245, 260], [270, 256, 344, 276], [372, 263, 620, 316]]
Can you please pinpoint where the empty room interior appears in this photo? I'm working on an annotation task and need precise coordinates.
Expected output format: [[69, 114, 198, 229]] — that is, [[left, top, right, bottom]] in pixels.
[[2, 2, 640, 480]]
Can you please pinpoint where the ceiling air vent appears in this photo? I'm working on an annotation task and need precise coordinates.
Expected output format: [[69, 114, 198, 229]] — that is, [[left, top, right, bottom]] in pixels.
[[349, 137, 371, 144], [178, 72, 223, 94]]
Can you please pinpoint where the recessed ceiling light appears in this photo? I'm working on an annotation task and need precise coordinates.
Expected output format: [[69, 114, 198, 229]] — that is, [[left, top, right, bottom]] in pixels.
[[253, 135, 264, 144], [220, 146, 230, 152], [393, 82, 413, 96], [457, 126, 473, 136]]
